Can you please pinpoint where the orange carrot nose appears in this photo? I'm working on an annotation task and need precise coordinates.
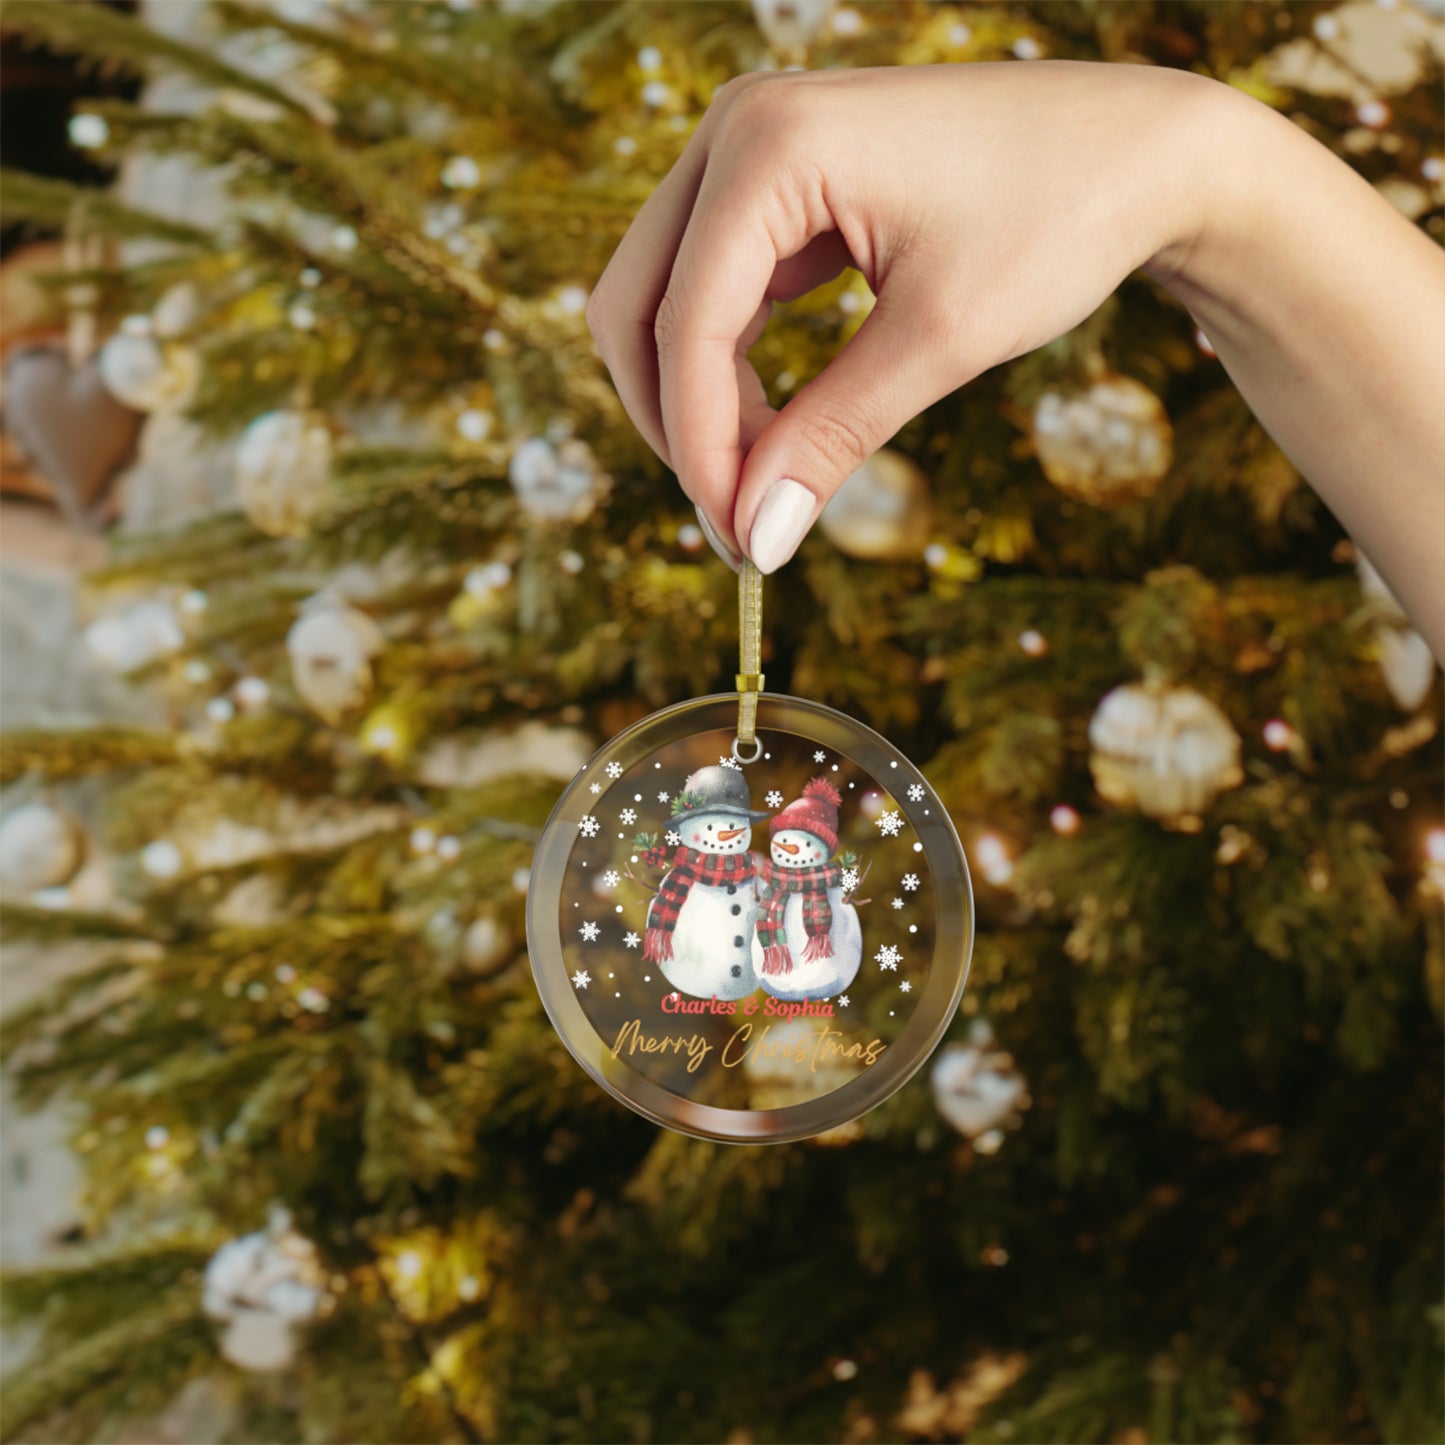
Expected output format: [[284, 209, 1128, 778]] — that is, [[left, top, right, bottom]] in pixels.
[[776, 841, 800, 855], [717, 826, 746, 841]]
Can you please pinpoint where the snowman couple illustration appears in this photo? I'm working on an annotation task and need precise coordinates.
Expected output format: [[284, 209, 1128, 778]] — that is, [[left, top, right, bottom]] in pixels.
[[640, 765, 863, 1003]]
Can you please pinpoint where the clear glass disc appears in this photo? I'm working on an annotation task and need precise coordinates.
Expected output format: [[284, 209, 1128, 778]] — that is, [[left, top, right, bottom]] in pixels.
[[527, 694, 974, 1143]]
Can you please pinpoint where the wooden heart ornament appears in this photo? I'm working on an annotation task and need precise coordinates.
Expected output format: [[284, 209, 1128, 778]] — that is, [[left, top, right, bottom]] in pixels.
[[2, 345, 144, 528]]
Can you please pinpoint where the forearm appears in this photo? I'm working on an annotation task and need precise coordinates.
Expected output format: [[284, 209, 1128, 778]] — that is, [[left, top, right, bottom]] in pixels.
[[1144, 80, 1445, 660]]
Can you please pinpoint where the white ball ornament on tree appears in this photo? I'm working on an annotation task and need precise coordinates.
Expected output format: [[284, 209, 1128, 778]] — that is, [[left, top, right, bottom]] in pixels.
[[818, 447, 933, 562], [203, 1207, 329, 1374], [84, 599, 184, 673], [152, 282, 199, 339], [462, 913, 514, 975], [1088, 681, 1244, 825], [743, 1015, 861, 1108], [426, 907, 462, 950], [1373, 623, 1436, 712], [141, 840, 184, 879], [930, 1020, 1029, 1142], [235, 410, 338, 538], [742, 1015, 865, 1143], [455, 407, 492, 443], [440, 155, 483, 190], [286, 596, 384, 723], [1032, 373, 1173, 505], [751, 0, 835, 55], [68, 112, 110, 150], [507, 435, 601, 521], [0, 803, 86, 894], [1356, 553, 1437, 710], [234, 676, 271, 710], [97, 328, 200, 413]]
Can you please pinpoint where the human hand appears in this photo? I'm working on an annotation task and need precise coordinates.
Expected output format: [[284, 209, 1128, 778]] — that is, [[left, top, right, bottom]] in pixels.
[[585, 61, 1224, 573]]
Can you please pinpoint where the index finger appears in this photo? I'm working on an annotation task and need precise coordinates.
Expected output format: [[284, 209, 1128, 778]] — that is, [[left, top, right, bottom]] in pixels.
[[656, 152, 812, 550], [585, 139, 711, 470], [585, 75, 770, 473]]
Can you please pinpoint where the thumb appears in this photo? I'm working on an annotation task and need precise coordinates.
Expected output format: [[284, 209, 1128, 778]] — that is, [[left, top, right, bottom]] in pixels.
[[733, 277, 967, 574]]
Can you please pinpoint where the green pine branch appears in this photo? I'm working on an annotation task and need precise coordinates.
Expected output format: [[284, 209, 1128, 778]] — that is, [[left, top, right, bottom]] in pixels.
[[0, 1255, 214, 1443], [0, 904, 153, 946], [212, 0, 573, 146], [0, 169, 213, 248], [0, 728, 179, 785], [1, 0, 307, 115]]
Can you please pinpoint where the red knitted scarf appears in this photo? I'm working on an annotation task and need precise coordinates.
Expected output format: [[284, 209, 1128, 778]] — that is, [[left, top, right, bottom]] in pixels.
[[642, 845, 755, 964], [756, 860, 843, 975]]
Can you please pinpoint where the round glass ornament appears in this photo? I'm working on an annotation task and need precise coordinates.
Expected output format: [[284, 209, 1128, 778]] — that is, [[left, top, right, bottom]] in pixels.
[[528, 693, 974, 1143]]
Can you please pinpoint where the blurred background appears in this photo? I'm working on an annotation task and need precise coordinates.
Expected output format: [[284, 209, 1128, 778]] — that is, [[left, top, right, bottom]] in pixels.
[[0, 2, 1441, 1442]]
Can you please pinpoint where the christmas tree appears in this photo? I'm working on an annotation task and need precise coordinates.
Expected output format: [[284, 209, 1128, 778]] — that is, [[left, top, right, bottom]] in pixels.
[[1, 2, 1442, 1442]]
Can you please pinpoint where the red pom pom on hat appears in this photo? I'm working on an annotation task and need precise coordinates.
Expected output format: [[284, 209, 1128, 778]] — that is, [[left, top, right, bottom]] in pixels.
[[769, 775, 841, 852], [802, 777, 842, 807]]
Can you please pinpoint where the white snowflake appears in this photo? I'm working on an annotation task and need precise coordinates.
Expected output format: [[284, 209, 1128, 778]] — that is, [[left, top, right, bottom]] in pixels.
[[657, 791, 670, 803], [840, 867, 860, 893], [571, 969, 591, 989], [899, 980, 912, 993], [601, 870, 620, 888], [876, 810, 903, 837], [589, 783, 602, 794], [605, 762, 623, 779], [837, 994, 850, 1008], [891, 897, 905, 910], [623, 931, 641, 949], [876, 944, 902, 971], [813, 750, 827, 763], [765, 790, 784, 809], [901, 873, 920, 891], [619, 808, 637, 825], [578, 815, 600, 837], [665, 830, 682, 846], [579, 921, 601, 942], [719, 755, 741, 771], [907, 784, 925, 802]]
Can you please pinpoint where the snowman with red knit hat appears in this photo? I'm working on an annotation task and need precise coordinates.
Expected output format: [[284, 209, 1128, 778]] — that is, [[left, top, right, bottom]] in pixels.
[[753, 777, 863, 1002]]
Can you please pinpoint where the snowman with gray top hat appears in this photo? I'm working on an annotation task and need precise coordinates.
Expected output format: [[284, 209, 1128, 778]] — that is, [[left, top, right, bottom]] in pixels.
[[639, 764, 769, 1000]]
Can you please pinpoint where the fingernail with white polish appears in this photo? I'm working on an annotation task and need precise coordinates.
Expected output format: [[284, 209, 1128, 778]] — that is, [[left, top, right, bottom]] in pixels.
[[695, 506, 741, 572], [748, 478, 815, 575]]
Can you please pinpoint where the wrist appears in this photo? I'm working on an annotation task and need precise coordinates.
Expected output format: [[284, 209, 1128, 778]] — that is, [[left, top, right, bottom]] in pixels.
[[1139, 76, 1296, 327], [1138, 76, 1265, 296]]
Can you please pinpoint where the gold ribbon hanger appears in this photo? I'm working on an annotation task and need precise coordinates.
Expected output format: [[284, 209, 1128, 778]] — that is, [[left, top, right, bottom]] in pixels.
[[734, 559, 764, 761]]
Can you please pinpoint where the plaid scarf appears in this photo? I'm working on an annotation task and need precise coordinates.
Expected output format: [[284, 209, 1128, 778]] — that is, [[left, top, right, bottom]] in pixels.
[[756, 860, 843, 975], [642, 846, 755, 964]]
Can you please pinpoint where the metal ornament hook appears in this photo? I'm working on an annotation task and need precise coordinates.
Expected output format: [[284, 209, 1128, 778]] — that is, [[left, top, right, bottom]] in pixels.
[[731, 735, 763, 765]]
